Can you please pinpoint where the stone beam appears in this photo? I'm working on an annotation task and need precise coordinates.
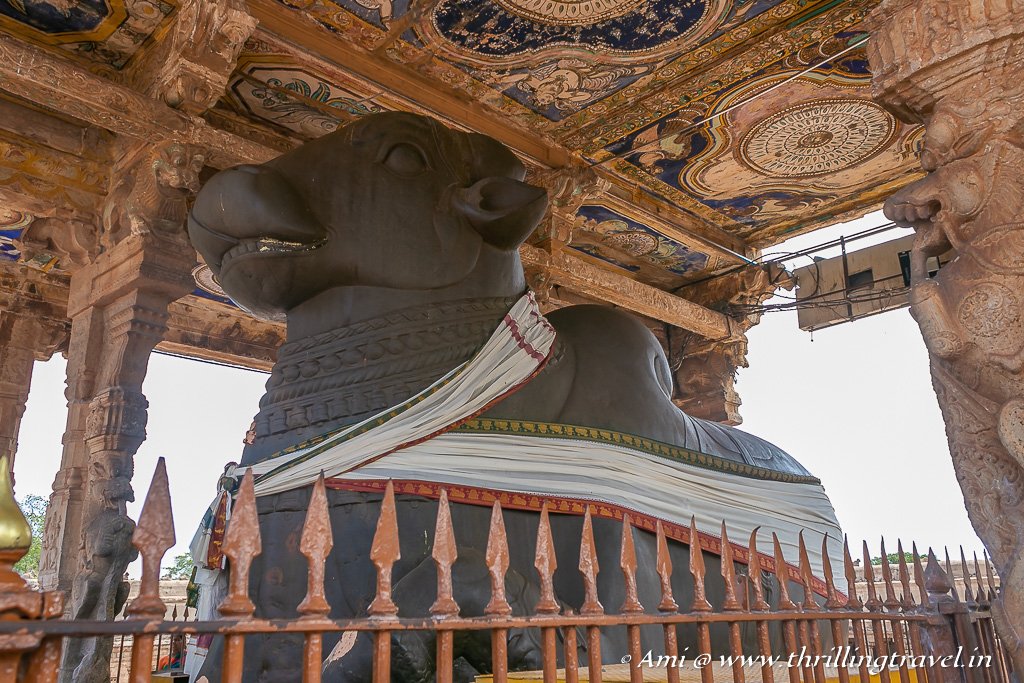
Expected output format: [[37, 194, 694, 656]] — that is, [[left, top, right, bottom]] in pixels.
[[866, 0, 1024, 665], [519, 243, 734, 340], [0, 33, 276, 169]]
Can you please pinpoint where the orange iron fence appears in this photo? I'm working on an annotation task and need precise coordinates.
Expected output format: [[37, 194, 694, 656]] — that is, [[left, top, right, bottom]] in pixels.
[[0, 460, 1013, 683]]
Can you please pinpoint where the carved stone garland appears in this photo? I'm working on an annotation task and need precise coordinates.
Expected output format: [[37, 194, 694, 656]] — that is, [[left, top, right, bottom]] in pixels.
[[866, 0, 1024, 664]]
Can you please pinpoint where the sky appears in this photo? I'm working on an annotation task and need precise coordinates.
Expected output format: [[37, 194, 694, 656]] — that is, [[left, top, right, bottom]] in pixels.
[[11, 209, 984, 574]]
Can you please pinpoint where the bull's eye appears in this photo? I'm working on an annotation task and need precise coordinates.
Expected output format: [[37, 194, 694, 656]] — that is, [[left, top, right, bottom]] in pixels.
[[382, 143, 428, 176]]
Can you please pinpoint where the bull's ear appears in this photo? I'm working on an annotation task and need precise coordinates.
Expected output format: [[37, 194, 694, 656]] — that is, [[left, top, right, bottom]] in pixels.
[[452, 177, 548, 250]]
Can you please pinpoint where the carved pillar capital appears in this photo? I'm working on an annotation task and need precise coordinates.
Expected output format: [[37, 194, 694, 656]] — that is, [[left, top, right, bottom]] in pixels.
[[101, 140, 206, 251], [526, 165, 611, 252], [671, 264, 791, 425], [867, 0, 1024, 663], [867, 0, 1024, 119]]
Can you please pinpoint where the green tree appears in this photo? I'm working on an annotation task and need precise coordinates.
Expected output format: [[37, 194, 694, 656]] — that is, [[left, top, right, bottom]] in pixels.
[[14, 494, 48, 579], [163, 552, 194, 580], [871, 552, 914, 566]]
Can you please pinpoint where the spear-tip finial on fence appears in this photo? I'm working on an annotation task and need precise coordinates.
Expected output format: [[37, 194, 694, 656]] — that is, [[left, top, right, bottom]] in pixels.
[[843, 535, 862, 610], [0, 454, 31, 589], [369, 480, 400, 618], [925, 549, 954, 604], [821, 535, 844, 609], [297, 473, 333, 621], [797, 531, 817, 610], [943, 547, 961, 603], [534, 502, 559, 615], [772, 532, 797, 611], [619, 514, 643, 614], [972, 552, 988, 607], [656, 520, 677, 612], [128, 457, 175, 620], [720, 522, 741, 611], [747, 527, 769, 611], [984, 551, 997, 603], [959, 546, 976, 607], [431, 489, 459, 618], [219, 467, 262, 620], [911, 542, 929, 608], [485, 499, 512, 617], [896, 540, 914, 610], [862, 540, 881, 611], [579, 505, 603, 616], [688, 516, 711, 612], [878, 538, 900, 610]]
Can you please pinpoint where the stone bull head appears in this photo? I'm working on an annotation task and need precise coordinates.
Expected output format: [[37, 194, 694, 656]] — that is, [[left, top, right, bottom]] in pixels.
[[189, 111, 548, 322]]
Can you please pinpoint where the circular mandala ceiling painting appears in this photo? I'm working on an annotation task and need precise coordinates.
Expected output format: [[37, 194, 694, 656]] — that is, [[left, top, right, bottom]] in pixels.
[[428, 0, 728, 64], [494, 0, 647, 26], [740, 99, 896, 178]]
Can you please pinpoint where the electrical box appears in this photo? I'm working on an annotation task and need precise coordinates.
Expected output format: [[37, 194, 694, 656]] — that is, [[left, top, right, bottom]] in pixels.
[[794, 235, 951, 332]]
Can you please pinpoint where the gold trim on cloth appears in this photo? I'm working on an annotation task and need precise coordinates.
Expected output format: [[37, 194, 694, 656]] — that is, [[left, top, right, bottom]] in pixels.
[[455, 419, 822, 485]]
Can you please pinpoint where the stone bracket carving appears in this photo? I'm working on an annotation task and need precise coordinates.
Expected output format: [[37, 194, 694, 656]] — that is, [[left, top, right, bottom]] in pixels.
[[670, 263, 792, 425], [526, 164, 611, 252], [127, 0, 258, 114], [101, 141, 206, 250]]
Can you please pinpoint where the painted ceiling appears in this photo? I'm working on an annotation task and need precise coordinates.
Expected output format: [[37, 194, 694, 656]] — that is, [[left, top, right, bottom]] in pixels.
[[0, 0, 924, 298]]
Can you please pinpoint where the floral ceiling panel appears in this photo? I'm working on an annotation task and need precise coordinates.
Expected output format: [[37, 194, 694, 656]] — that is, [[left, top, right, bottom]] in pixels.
[[223, 53, 390, 139], [0, 0, 174, 69], [571, 204, 713, 288], [261, 0, 920, 256]]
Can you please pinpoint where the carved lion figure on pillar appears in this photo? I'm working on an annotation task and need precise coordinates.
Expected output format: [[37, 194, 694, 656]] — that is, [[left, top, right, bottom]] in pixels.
[[885, 92, 1024, 653]]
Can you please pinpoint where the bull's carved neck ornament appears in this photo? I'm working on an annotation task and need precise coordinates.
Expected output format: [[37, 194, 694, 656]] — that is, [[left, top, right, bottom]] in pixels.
[[867, 0, 1024, 663], [253, 295, 519, 457]]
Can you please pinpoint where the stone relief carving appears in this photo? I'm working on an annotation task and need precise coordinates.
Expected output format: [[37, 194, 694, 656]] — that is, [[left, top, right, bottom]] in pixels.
[[15, 212, 99, 271], [867, 0, 1024, 664], [526, 164, 610, 251], [101, 142, 205, 249], [671, 263, 791, 424], [128, 0, 258, 114]]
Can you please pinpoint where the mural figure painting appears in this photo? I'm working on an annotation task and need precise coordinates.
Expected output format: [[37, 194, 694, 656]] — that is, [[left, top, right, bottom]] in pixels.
[[185, 111, 844, 681]]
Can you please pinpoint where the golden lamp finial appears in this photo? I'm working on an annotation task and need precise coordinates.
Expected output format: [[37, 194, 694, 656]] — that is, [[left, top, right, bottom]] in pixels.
[[0, 455, 32, 586]]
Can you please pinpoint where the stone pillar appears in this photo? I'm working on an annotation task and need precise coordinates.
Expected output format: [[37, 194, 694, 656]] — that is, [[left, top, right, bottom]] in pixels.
[[866, 0, 1024, 663], [34, 141, 202, 682], [0, 308, 68, 470], [671, 264, 791, 424]]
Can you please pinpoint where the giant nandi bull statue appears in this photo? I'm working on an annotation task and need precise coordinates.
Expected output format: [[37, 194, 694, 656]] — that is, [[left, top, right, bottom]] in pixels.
[[186, 111, 842, 682]]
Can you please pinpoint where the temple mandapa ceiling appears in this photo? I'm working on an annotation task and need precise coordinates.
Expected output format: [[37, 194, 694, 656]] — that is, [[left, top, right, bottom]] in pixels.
[[0, 0, 923, 308]]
